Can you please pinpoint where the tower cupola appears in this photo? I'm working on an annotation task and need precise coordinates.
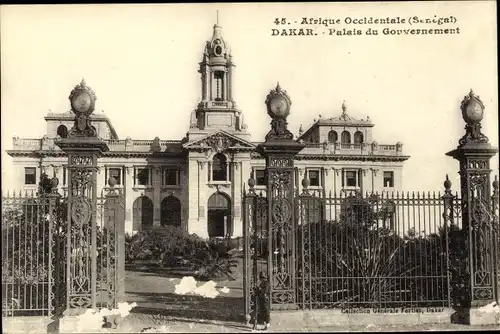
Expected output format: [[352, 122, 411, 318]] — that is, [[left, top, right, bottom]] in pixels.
[[188, 21, 248, 139]]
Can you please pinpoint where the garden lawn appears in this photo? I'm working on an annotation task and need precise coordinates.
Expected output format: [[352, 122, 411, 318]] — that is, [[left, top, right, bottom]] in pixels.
[[124, 256, 245, 324]]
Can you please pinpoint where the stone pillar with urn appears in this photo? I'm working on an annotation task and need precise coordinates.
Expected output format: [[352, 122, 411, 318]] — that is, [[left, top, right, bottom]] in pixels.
[[257, 83, 305, 310], [446, 90, 499, 324], [55, 79, 111, 321]]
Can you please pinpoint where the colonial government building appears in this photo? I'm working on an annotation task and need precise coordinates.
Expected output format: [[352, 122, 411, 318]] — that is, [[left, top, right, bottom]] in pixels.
[[6, 24, 410, 238]]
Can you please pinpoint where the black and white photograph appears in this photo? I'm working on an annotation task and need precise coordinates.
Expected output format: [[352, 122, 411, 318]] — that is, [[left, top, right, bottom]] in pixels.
[[1, 2, 498, 333]]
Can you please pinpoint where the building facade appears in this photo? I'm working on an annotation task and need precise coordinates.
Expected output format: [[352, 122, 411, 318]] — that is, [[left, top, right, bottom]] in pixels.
[[6, 24, 410, 238]]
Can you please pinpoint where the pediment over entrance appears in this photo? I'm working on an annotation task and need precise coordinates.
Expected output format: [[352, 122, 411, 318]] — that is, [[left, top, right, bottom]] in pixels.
[[183, 130, 255, 153]]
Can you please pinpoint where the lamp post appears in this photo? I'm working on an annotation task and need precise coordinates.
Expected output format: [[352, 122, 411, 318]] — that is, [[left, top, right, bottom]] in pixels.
[[446, 89, 498, 311], [55, 79, 109, 315], [256, 82, 305, 309]]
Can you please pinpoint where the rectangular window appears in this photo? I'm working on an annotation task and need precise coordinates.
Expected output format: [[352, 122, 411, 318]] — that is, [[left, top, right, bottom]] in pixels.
[[255, 169, 266, 186], [25, 167, 36, 185], [136, 168, 150, 186], [308, 170, 320, 187], [163, 168, 178, 186], [384, 171, 394, 188], [345, 170, 357, 187], [108, 168, 122, 185]]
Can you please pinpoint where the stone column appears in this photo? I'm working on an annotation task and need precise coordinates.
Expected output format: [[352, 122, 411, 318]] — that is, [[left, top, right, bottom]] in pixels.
[[187, 154, 208, 238], [96, 164, 106, 198], [223, 71, 228, 101], [323, 167, 333, 195], [332, 167, 340, 194], [446, 90, 498, 323], [152, 166, 162, 226], [124, 166, 135, 233], [227, 61, 233, 102], [198, 159, 209, 238], [297, 167, 305, 194], [232, 160, 242, 237], [370, 168, 379, 193], [323, 167, 333, 219], [240, 156, 253, 198], [360, 168, 368, 194]]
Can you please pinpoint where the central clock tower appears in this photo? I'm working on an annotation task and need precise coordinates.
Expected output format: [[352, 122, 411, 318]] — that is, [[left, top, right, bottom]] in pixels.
[[188, 23, 250, 142]]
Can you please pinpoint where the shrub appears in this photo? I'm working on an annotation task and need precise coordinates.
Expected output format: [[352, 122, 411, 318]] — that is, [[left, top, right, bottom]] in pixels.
[[190, 242, 238, 281], [127, 225, 206, 266]]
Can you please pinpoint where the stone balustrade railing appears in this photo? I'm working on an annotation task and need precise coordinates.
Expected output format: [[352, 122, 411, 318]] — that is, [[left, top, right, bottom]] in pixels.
[[11, 137, 175, 152], [301, 141, 404, 156], [11, 137, 404, 156]]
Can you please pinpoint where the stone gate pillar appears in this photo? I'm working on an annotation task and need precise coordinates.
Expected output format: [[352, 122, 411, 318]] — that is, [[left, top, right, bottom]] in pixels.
[[55, 79, 109, 315], [446, 90, 498, 317], [257, 83, 304, 310]]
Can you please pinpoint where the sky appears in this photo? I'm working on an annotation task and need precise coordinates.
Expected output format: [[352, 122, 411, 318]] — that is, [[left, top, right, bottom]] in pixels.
[[1, 2, 498, 192]]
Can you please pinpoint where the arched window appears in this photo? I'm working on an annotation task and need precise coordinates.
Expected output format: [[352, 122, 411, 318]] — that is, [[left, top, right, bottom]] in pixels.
[[327, 130, 338, 143], [354, 131, 364, 144], [161, 196, 181, 227], [212, 153, 227, 181], [341, 131, 351, 144], [132, 196, 153, 231], [57, 125, 68, 138]]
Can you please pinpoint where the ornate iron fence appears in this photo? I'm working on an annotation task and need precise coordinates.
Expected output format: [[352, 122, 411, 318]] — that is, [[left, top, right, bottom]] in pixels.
[[295, 189, 460, 310], [2, 185, 125, 317], [243, 182, 465, 315], [1, 191, 61, 317]]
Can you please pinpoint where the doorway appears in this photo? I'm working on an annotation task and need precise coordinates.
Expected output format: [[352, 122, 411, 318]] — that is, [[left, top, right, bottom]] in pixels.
[[207, 192, 232, 238]]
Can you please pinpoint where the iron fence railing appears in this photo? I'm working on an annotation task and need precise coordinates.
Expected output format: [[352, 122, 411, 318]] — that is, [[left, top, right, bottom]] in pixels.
[[1, 192, 59, 317], [243, 188, 467, 314], [2, 188, 124, 317], [295, 190, 461, 309]]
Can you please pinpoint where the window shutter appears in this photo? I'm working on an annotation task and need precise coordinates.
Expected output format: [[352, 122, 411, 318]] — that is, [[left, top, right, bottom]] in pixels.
[[105, 167, 108, 185], [133, 168, 136, 186], [341, 169, 345, 187], [358, 169, 362, 189]]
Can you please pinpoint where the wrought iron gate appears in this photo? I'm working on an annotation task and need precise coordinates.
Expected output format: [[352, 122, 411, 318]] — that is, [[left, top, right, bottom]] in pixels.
[[2, 179, 125, 317], [243, 186, 268, 323]]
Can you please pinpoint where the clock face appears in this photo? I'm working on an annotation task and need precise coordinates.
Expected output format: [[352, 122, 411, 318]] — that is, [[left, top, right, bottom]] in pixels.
[[72, 92, 92, 113], [466, 101, 483, 122], [270, 97, 288, 117]]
